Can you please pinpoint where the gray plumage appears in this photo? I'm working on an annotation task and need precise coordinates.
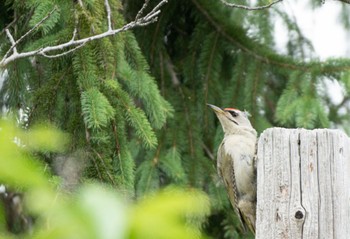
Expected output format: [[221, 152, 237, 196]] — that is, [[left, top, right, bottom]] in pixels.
[[208, 104, 257, 234]]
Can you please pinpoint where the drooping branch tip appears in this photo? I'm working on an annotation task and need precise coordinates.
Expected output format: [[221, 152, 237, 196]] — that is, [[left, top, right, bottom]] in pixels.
[[219, 0, 283, 10], [0, 0, 168, 67]]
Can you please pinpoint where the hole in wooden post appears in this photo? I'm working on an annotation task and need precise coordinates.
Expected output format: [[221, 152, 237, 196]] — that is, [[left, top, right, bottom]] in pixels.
[[295, 210, 303, 219]]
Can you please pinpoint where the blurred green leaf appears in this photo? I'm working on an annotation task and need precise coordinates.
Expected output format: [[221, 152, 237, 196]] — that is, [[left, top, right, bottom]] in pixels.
[[129, 188, 210, 239], [26, 185, 128, 239], [27, 185, 209, 239], [0, 119, 210, 239], [20, 124, 69, 152], [0, 120, 49, 188]]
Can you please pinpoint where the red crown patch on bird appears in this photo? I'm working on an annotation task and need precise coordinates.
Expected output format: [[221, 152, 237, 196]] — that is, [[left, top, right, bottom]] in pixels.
[[224, 107, 239, 111]]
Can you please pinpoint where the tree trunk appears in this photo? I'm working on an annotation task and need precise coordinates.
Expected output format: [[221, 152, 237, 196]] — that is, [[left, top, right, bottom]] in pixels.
[[256, 128, 350, 239]]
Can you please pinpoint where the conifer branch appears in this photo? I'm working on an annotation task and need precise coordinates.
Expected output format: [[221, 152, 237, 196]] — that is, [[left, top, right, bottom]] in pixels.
[[2, 7, 57, 62], [91, 156, 104, 181], [219, 0, 283, 10], [333, 0, 350, 3], [193, 0, 350, 72], [0, 0, 168, 67], [92, 148, 117, 186]]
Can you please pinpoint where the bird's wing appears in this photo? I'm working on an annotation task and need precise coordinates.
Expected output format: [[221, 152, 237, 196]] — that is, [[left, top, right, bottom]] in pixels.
[[217, 142, 247, 232]]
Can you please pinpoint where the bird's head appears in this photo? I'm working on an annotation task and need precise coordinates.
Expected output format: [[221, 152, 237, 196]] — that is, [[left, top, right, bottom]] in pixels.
[[207, 104, 254, 134]]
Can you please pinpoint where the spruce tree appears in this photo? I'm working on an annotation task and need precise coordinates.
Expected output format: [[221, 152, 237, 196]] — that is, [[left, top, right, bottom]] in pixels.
[[1, 0, 350, 238]]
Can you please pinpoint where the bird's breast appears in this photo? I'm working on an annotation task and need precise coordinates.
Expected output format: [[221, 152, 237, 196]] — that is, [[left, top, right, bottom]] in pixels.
[[223, 134, 256, 158], [223, 135, 256, 197]]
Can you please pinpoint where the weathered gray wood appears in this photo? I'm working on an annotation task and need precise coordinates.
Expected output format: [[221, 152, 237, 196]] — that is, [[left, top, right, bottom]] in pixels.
[[256, 128, 350, 239], [300, 130, 318, 238]]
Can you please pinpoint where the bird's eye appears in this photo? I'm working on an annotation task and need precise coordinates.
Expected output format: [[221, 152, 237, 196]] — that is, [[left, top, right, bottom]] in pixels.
[[229, 111, 238, 117]]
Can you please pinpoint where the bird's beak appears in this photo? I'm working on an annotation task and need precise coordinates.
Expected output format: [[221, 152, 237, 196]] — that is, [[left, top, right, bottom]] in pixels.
[[207, 104, 224, 114]]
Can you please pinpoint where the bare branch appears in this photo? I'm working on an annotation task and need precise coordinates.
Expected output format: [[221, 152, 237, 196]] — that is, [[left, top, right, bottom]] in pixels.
[[145, 0, 168, 18], [219, 0, 283, 10], [202, 143, 215, 160], [135, 0, 151, 21], [104, 0, 113, 31], [1, 18, 17, 35], [135, 18, 159, 27], [16, 7, 57, 46], [0, 0, 168, 67], [3, 7, 57, 62], [72, 26, 78, 42], [143, 10, 161, 22], [5, 29, 17, 55], [71, 8, 79, 41], [77, 0, 84, 7], [40, 43, 86, 58]]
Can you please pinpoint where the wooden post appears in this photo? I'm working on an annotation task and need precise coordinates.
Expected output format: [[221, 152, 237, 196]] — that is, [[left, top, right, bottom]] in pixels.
[[256, 128, 350, 239]]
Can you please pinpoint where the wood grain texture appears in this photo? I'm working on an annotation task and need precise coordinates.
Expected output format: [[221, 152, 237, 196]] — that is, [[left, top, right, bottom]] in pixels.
[[256, 128, 350, 239]]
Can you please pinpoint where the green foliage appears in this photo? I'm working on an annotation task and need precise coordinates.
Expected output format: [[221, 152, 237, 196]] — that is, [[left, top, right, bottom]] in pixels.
[[159, 147, 187, 184], [0, 120, 210, 239], [26, 185, 209, 239], [81, 88, 115, 129], [0, 119, 55, 188], [2, 0, 350, 238], [130, 187, 210, 239], [340, 71, 350, 94], [136, 154, 159, 195], [103, 79, 158, 149], [28, 1, 60, 35], [0, 0, 172, 191], [129, 0, 350, 236], [276, 72, 330, 128], [116, 32, 174, 129]]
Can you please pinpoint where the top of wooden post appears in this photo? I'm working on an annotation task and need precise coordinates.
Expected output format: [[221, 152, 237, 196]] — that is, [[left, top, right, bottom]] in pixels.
[[256, 128, 350, 239]]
